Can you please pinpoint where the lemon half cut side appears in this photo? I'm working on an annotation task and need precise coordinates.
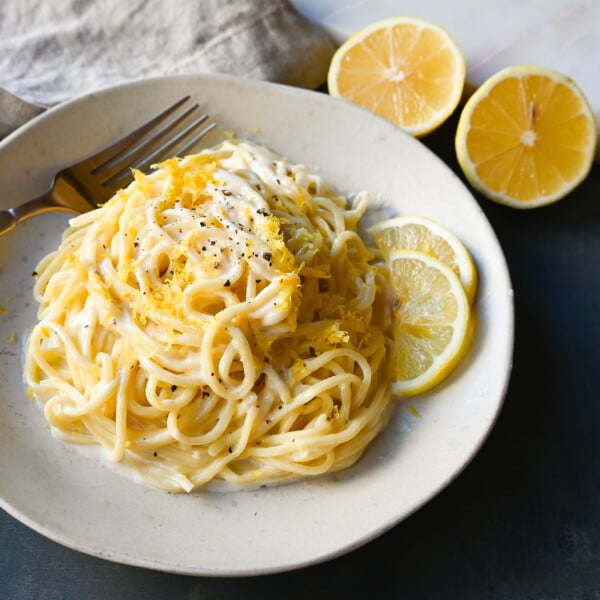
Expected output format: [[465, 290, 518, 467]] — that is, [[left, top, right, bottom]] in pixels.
[[328, 16, 466, 137], [455, 65, 598, 209]]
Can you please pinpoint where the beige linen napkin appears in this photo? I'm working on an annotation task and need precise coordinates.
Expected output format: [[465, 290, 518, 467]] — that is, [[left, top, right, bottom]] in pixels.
[[0, 0, 334, 137]]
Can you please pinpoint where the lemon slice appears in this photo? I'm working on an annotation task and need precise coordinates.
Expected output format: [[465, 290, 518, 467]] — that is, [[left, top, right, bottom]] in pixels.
[[368, 215, 477, 303], [327, 16, 466, 137], [455, 65, 598, 208], [387, 250, 470, 396]]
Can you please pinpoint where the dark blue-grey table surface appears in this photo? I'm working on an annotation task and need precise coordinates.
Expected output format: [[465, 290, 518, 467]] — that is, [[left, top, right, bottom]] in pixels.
[[2, 107, 599, 600]]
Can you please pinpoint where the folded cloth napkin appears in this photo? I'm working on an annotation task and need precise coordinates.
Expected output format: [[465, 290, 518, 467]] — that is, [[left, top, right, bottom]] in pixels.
[[0, 0, 334, 137]]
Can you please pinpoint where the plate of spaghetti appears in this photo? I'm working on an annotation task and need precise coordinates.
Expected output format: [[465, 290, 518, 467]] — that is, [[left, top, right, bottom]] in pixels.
[[0, 74, 513, 575]]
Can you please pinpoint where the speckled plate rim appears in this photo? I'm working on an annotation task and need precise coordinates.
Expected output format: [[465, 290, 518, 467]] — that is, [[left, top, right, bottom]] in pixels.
[[0, 74, 513, 576]]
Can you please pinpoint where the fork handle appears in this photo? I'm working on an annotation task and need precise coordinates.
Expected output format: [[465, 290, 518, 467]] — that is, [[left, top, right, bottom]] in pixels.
[[0, 179, 80, 236]]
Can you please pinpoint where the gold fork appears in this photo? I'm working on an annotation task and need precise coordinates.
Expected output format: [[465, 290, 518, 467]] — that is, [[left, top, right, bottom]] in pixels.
[[0, 97, 215, 236]]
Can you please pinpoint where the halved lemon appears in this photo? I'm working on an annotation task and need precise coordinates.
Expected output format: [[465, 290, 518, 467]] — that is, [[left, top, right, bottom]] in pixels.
[[387, 250, 471, 396], [368, 215, 477, 303], [327, 16, 466, 137], [455, 65, 598, 208]]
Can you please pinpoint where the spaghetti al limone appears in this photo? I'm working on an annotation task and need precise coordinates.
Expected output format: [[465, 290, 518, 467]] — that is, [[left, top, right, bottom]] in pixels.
[[24, 140, 394, 492]]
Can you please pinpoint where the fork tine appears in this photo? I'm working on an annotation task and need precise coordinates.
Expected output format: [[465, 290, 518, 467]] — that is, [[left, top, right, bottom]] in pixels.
[[84, 96, 192, 171], [96, 103, 208, 183], [101, 117, 216, 190], [168, 121, 218, 160], [130, 113, 215, 170]]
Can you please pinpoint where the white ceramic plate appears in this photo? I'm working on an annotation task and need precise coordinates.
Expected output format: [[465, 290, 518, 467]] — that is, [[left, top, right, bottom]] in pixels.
[[0, 74, 513, 576]]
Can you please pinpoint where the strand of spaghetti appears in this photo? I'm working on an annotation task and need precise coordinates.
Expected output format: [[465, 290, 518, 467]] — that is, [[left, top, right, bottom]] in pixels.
[[104, 368, 130, 461], [247, 452, 336, 477], [199, 324, 255, 398], [142, 375, 197, 412], [205, 402, 259, 458], [28, 323, 91, 383], [260, 391, 389, 453], [166, 394, 236, 446]]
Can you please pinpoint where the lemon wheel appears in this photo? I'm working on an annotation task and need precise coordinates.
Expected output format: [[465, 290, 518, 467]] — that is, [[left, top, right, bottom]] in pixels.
[[387, 250, 471, 396], [368, 215, 477, 303]]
